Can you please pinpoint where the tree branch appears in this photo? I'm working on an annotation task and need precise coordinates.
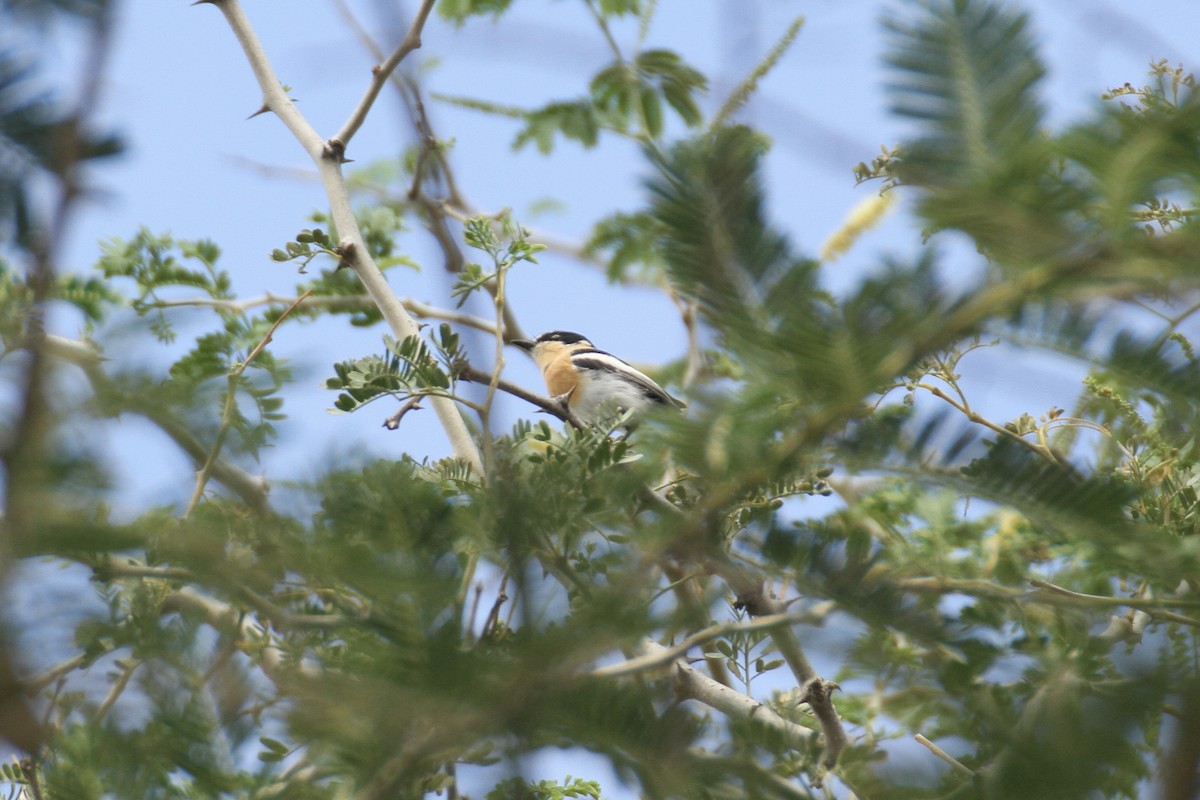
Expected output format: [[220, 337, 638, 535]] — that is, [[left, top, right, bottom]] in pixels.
[[43, 335, 272, 513], [201, 0, 485, 476], [161, 587, 288, 679], [459, 365, 586, 430], [91, 659, 140, 725], [915, 733, 975, 776], [185, 290, 310, 517], [331, 0, 439, 150], [635, 639, 817, 748], [1028, 579, 1200, 627], [771, 626, 846, 769], [146, 293, 503, 336], [592, 612, 819, 679], [27, 654, 87, 695]]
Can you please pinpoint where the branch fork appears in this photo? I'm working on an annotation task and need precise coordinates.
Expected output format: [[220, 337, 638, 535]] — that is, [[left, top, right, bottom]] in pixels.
[[202, 0, 484, 476]]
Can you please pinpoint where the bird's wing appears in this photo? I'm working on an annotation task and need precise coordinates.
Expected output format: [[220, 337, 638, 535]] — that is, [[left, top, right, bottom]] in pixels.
[[571, 349, 685, 408]]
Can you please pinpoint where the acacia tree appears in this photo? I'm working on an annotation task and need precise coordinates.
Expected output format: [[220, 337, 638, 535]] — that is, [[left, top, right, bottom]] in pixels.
[[3, 0, 1200, 798]]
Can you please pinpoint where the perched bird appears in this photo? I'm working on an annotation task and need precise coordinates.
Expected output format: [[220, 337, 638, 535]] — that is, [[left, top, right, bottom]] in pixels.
[[511, 331, 685, 424]]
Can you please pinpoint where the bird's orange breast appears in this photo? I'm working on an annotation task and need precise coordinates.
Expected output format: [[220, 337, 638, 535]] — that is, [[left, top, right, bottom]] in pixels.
[[542, 355, 580, 399]]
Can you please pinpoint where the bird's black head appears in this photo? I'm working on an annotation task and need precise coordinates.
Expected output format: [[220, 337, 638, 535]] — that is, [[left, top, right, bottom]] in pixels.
[[509, 331, 592, 352], [536, 331, 591, 346]]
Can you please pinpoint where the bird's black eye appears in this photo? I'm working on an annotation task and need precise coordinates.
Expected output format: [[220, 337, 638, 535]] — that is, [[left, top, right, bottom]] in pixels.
[[538, 330, 589, 345]]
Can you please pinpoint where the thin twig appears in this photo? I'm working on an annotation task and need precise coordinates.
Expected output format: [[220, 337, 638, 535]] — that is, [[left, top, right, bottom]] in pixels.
[[1028, 579, 1200, 627], [331, 0, 439, 149], [900, 575, 1200, 627], [146, 293, 501, 335], [670, 290, 703, 387], [94, 558, 193, 583], [915, 733, 975, 776], [43, 335, 271, 513], [922, 383, 1068, 465], [184, 290, 311, 517], [92, 659, 140, 725], [583, 0, 625, 62], [401, 75, 527, 341], [27, 654, 87, 695], [459, 365, 586, 429], [464, 580, 483, 646], [592, 613, 816, 679], [383, 397, 424, 430], [898, 576, 1024, 600]]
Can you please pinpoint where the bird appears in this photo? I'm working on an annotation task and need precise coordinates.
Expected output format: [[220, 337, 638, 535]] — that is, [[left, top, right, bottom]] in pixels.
[[510, 331, 685, 425]]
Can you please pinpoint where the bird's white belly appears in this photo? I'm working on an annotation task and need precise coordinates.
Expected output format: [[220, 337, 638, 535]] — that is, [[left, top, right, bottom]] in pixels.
[[573, 370, 657, 422]]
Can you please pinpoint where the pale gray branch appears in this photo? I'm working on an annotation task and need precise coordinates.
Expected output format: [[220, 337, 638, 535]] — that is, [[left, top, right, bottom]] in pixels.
[[145, 294, 501, 336], [92, 659, 140, 724], [665, 633, 845, 777], [27, 654, 87, 694], [635, 639, 815, 746], [162, 587, 286, 678], [202, 0, 484, 476], [44, 335, 271, 512], [592, 613, 819, 679]]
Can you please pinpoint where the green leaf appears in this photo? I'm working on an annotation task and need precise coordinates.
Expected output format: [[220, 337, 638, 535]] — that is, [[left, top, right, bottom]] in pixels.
[[646, 125, 816, 339], [586, 210, 664, 282], [514, 101, 600, 153], [258, 736, 289, 754], [598, 0, 639, 16], [639, 85, 663, 138], [885, 0, 1045, 185], [437, 0, 514, 25]]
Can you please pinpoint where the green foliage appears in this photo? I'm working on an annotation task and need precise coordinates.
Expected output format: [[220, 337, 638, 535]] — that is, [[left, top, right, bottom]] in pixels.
[[327, 327, 460, 414], [487, 776, 603, 800], [648, 125, 818, 339], [706, 610, 785, 693], [0, 259, 118, 345], [459, 25, 708, 153], [269, 225, 337, 272], [98, 228, 230, 341], [15, 1, 1200, 799], [1103, 58, 1198, 114], [94, 229, 291, 457], [513, 100, 603, 154], [886, 0, 1046, 186], [272, 212, 415, 275], [590, 49, 707, 139], [585, 210, 664, 282], [453, 216, 545, 305], [0, 42, 122, 249], [437, 0, 515, 25]]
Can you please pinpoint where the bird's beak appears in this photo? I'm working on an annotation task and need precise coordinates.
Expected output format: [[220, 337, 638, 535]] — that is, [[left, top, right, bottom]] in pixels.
[[509, 339, 535, 352]]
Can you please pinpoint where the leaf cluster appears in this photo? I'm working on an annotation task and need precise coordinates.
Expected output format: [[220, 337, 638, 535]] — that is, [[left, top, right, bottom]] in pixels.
[[95, 229, 290, 456], [16, 1, 1200, 799], [327, 324, 464, 414]]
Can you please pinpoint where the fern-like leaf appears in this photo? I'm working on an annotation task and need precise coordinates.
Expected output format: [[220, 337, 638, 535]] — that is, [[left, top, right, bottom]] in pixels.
[[885, 0, 1045, 185]]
